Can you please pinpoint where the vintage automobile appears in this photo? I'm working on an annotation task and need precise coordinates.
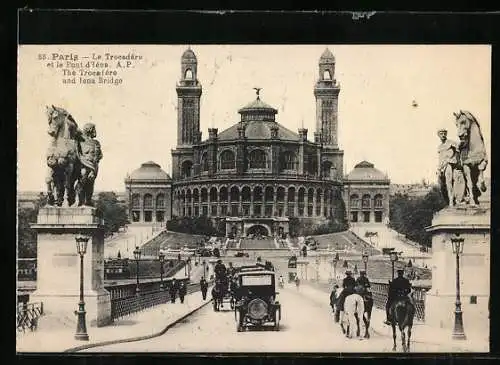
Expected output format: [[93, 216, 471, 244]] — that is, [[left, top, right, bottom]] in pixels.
[[234, 266, 281, 332]]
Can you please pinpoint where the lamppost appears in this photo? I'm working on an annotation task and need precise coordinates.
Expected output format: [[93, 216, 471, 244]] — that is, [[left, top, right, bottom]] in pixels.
[[389, 251, 399, 280], [158, 251, 165, 290], [362, 251, 369, 274], [185, 257, 191, 279], [133, 246, 141, 296], [74, 234, 90, 341], [451, 235, 466, 340], [332, 253, 339, 283], [202, 260, 207, 279]]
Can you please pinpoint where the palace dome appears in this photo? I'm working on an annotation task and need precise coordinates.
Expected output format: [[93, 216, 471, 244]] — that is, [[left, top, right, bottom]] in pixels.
[[346, 161, 388, 181], [181, 48, 197, 62], [128, 161, 171, 181]]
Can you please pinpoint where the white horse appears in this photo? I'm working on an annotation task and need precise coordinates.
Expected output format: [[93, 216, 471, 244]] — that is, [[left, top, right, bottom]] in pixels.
[[342, 293, 366, 339]]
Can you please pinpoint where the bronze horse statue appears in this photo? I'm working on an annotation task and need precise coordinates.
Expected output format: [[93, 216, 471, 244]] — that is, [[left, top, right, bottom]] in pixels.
[[454, 110, 488, 205], [389, 296, 416, 352], [45, 105, 81, 206]]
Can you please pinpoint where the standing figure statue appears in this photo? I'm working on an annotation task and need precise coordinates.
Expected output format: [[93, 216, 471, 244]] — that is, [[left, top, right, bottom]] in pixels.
[[45, 105, 81, 207], [454, 110, 488, 206], [76, 123, 103, 206], [436, 128, 460, 207]]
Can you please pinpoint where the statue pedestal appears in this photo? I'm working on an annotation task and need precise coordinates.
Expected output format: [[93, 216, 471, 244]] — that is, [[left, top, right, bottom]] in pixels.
[[425, 205, 490, 334], [30, 207, 112, 327]]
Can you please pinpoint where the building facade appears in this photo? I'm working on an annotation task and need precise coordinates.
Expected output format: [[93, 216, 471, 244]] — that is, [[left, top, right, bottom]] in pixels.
[[344, 161, 390, 224], [124, 161, 172, 224], [170, 48, 345, 237]]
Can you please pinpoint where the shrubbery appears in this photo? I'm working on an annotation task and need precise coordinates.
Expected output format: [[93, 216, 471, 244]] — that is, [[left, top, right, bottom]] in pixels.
[[166, 215, 225, 236]]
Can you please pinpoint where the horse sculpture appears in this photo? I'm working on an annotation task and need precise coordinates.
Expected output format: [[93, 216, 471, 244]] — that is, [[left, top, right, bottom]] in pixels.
[[454, 110, 488, 206], [336, 286, 373, 339], [389, 296, 416, 352], [45, 105, 81, 206]]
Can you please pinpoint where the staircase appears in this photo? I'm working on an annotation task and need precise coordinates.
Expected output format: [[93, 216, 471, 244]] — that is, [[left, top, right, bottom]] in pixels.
[[239, 238, 276, 249]]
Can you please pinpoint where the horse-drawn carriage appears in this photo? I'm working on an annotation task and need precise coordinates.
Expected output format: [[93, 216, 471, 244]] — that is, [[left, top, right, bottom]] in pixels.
[[212, 272, 237, 311]]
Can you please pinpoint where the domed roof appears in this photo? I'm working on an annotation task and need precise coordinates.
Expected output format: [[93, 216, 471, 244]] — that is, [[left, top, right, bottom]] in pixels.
[[238, 98, 278, 114], [346, 161, 389, 181], [129, 161, 171, 181], [320, 48, 335, 63], [181, 48, 197, 62], [217, 120, 299, 141]]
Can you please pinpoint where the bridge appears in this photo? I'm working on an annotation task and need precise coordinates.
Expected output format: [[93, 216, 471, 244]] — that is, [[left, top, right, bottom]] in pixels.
[[16, 250, 487, 353]]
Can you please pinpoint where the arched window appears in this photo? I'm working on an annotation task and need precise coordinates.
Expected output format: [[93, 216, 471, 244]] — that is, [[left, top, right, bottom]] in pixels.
[[220, 150, 235, 170], [200, 152, 209, 172], [219, 187, 228, 202], [253, 186, 263, 201], [277, 187, 285, 202], [265, 186, 274, 202], [362, 194, 371, 209], [230, 186, 240, 201], [201, 188, 208, 202], [143, 194, 153, 209], [185, 69, 193, 80], [374, 194, 383, 208], [132, 194, 140, 208], [156, 194, 165, 208], [322, 161, 333, 178], [308, 188, 314, 202], [210, 187, 218, 202], [242, 186, 251, 202], [298, 187, 305, 203], [350, 194, 359, 209], [288, 187, 296, 202], [323, 69, 332, 80], [280, 151, 297, 171], [249, 149, 267, 169], [193, 189, 199, 203], [181, 160, 193, 178], [186, 190, 192, 203]]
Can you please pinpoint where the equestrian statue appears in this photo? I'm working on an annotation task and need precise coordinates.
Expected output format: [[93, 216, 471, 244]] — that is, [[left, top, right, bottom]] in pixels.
[[45, 105, 102, 207]]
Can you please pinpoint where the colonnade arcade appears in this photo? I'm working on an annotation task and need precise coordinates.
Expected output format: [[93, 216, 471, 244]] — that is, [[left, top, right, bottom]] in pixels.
[[130, 193, 167, 223], [173, 184, 340, 219]]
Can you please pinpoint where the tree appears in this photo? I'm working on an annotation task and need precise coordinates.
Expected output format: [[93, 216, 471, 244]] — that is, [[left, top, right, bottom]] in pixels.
[[95, 192, 129, 238], [17, 194, 47, 258], [389, 186, 446, 247]]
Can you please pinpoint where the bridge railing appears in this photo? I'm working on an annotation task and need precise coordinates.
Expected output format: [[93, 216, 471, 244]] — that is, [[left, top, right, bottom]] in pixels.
[[370, 280, 430, 322], [108, 279, 211, 321], [17, 302, 44, 333]]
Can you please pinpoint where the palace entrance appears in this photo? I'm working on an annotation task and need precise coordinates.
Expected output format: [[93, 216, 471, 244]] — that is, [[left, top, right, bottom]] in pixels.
[[246, 224, 270, 237]]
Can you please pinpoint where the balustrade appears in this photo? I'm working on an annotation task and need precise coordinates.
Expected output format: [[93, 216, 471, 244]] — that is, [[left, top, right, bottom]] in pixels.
[[16, 302, 44, 333]]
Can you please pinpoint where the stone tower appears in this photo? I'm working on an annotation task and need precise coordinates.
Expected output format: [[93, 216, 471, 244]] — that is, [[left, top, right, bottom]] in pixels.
[[176, 48, 202, 147], [314, 48, 340, 148]]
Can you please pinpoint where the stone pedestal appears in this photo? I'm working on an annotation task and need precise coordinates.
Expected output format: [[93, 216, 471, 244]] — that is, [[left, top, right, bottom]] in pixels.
[[425, 205, 490, 334], [30, 207, 112, 327]]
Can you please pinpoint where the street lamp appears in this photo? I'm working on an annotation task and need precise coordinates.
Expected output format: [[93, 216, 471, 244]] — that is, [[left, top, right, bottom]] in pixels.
[[451, 234, 466, 340], [362, 251, 369, 274], [74, 234, 90, 341], [332, 253, 339, 283], [158, 251, 165, 290], [133, 246, 142, 296], [202, 260, 207, 279], [389, 251, 399, 280]]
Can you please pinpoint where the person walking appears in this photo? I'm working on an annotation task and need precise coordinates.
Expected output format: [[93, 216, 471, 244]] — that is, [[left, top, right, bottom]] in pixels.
[[169, 278, 178, 303], [178, 281, 187, 303], [200, 277, 208, 300]]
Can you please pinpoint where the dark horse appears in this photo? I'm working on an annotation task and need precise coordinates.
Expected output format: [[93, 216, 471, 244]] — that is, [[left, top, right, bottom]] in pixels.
[[45, 105, 81, 207], [389, 296, 416, 352], [454, 110, 488, 205], [335, 286, 374, 339], [212, 279, 227, 311]]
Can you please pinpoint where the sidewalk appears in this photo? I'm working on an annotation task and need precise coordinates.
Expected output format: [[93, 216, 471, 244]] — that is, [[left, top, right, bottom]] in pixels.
[[298, 282, 488, 352], [16, 286, 213, 353]]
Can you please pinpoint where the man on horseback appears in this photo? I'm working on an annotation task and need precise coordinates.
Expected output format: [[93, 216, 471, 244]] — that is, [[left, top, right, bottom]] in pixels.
[[355, 270, 371, 291], [336, 270, 356, 314], [385, 269, 412, 325]]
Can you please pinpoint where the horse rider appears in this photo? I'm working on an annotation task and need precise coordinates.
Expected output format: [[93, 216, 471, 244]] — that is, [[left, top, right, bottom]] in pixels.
[[214, 259, 227, 280], [385, 269, 412, 325], [227, 262, 236, 277], [336, 270, 356, 313], [330, 284, 340, 312], [355, 270, 371, 295]]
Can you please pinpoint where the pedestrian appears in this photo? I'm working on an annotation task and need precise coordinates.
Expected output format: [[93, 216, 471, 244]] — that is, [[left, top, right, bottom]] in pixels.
[[200, 277, 208, 300], [169, 278, 178, 303], [178, 281, 187, 303], [295, 276, 300, 290]]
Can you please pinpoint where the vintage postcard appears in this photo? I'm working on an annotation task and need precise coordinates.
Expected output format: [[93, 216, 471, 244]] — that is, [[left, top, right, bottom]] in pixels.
[[17, 44, 491, 353]]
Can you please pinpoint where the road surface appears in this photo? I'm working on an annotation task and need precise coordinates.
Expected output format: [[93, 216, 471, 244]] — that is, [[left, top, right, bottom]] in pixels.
[[85, 284, 443, 353]]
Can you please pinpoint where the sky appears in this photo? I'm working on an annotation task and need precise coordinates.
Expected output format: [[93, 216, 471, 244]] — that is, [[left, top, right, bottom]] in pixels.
[[17, 45, 491, 192]]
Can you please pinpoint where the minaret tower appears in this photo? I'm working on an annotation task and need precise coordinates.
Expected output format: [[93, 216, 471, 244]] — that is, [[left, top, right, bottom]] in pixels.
[[314, 48, 340, 148], [176, 47, 202, 146]]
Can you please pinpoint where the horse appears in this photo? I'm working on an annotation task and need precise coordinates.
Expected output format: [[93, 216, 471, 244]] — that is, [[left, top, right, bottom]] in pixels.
[[335, 286, 373, 338], [342, 292, 365, 339], [454, 110, 488, 205], [45, 105, 81, 207], [211, 284, 224, 311], [389, 296, 416, 352]]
